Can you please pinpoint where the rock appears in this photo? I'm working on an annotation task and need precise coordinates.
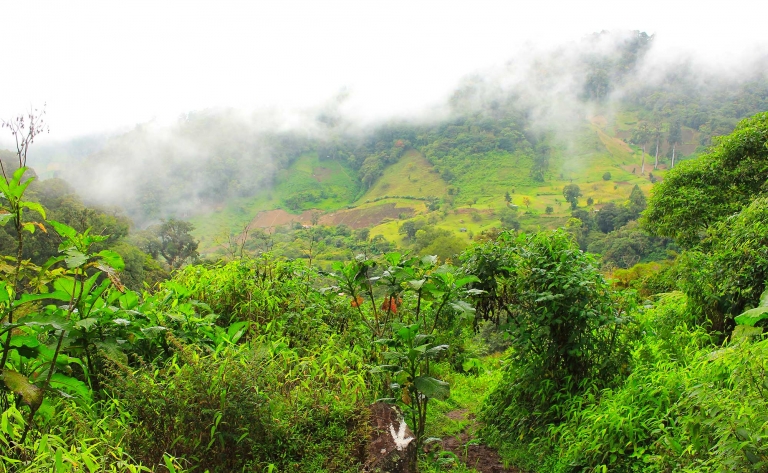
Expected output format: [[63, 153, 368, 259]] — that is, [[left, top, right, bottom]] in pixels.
[[363, 402, 417, 473]]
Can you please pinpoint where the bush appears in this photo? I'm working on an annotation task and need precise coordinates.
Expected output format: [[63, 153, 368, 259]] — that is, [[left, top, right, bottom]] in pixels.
[[603, 172, 612, 180], [106, 344, 273, 472], [480, 230, 630, 443], [679, 197, 768, 333], [551, 293, 768, 472], [107, 341, 369, 473]]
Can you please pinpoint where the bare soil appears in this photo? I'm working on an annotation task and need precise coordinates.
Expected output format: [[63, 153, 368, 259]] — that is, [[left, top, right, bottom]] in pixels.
[[440, 410, 522, 473], [245, 203, 413, 231]]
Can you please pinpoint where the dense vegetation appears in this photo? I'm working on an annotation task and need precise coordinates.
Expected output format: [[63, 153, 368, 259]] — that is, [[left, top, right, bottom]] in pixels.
[[2, 35, 768, 472]]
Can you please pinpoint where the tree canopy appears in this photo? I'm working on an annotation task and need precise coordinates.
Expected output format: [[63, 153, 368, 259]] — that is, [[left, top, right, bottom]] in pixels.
[[642, 112, 768, 248]]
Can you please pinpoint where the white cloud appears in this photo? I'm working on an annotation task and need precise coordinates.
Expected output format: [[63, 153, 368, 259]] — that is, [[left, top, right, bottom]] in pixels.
[[1, 0, 766, 138]]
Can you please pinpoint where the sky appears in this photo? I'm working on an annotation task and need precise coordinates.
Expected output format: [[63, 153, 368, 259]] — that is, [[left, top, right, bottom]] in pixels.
[[1, 0, 767, 139]]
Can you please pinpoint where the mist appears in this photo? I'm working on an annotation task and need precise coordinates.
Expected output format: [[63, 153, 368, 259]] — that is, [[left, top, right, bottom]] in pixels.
[[1, 1, 767, 228]]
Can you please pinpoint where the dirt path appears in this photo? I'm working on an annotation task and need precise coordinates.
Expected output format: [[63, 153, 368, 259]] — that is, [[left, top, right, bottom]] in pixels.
[[440, 410, 522, 473]]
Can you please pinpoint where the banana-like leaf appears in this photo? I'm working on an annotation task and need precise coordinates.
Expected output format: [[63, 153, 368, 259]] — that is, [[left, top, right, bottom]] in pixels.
[[414, 376, 450, 400], [49, 373, 92, 403], [1, 370, 43, 409], [735, 289, 768, 326]]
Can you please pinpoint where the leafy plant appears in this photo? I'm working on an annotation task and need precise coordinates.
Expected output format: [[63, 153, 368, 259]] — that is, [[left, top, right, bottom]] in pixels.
[[373, 323, 450, 457]]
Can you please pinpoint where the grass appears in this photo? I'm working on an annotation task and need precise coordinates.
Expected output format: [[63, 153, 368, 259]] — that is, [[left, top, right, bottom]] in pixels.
[[191, 153, 359, 250], [357, 149, 449, 204], [191, 113, 674, 251]]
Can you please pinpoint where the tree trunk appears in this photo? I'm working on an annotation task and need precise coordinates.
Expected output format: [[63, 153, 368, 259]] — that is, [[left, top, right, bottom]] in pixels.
[[671, 143, 676, 168], [641, 145, 646, 175], [654, 136, 660, 169]]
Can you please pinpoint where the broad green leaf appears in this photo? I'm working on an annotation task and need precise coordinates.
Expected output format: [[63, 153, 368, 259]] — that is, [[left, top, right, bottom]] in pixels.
[[20, 313, 72, 331], [425, 344, 449, 357], [49, 373, 92, 403], [450, 301, 476, 316], [74, 318, 99, 331], [20, 201, 46, 219], [732, 325, 763, 339], [96, 250, 125, 271], [141, 326, 168, 339], [414, 376, 450, 400], [408, 279, 426, 290], [119, 291, 139, 310], [757, 288, 768, 308], [421, 255, 438, 266], [734, 306, 768, 327], [0, 213, 12, 226], [455, 276, 481, 288], [94, 340, 128, 364], [14, 290, 72, 306], [1, 370, 43, 409], [48, 220, 78, 240], [64, 249, 88, 268], [0, 282, 10, 303]]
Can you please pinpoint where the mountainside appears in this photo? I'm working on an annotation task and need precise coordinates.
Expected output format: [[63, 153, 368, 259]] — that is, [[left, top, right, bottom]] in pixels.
[[24, 31, 767, 255]]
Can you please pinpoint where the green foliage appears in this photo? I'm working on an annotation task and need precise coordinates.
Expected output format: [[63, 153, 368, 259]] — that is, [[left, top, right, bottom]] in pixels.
[[602, 172, 611, 181], [144, 218, 199, 270], [373, 323, 450, 454], [643, 112, 768, 248], [0, 401, 154, 473], [549, 292, 768, 473], [588, 221, 675, 269], [562, 184, 582, 209], [678, 197, 768, 333], [480, 229, 629, 442]]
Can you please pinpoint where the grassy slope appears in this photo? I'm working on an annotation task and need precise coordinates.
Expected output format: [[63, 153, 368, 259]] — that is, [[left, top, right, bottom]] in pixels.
[[369, 117, 658, 245], [359, 149, 449, 204], [192, 113, 678, 250], [191, 152, 359, 249]]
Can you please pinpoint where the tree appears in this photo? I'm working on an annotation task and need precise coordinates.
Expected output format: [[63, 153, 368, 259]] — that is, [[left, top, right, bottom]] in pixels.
[[652, 118, 663, 170], [628, 184, 646, 217], [631, 122, 651, 174], [679, 197, 768, 333], [642, 112, 768, 248], [152, 219, 199, 269], [481, 230, 624, 441], [667, 118, 682, 168], [522, 197, 531, 208], [602, 172, 611, 181], [504, 191, 512, 203], [562, 184, 582, 209], [530, 142, 551, 182], [399, 220, 424, 240], [498, 206, 520, 231]]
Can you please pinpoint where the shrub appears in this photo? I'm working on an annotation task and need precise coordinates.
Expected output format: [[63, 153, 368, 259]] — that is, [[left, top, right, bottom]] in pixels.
[[106, 344, 273, 472], [551, 293, 768, 472], [480, 230, 630, 443], [107, 341, 369, 473]]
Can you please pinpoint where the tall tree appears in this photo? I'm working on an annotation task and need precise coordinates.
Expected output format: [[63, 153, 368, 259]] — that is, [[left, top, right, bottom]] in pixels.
[[652, 119, 663, 170], [562, 184, 582, 210], [642, 112, 768, 247], [667, 118, 682, 168], [149, 219, 199, 269], [631, 122, 651, 175]]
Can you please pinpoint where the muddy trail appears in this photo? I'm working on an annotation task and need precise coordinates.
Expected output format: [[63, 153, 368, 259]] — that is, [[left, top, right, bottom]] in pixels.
[[440, 410, 522, 473]]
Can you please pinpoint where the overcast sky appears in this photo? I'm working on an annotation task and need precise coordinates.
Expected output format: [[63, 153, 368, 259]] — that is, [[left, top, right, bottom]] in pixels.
[[2, 0, 766, 139]]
